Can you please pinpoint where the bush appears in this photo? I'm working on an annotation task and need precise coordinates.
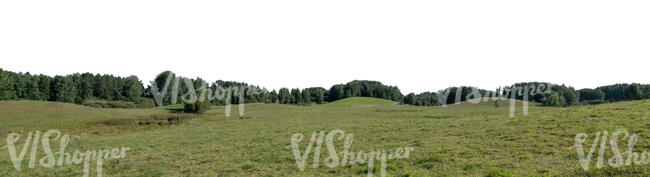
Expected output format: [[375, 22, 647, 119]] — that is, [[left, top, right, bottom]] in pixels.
[[581, 100, 608, 105], [541, 93, 566, 107], [108, 101, 136, 108], [184, 99, 211, 114], [132, 97, 156, 108], [82, 100, 137, 109], [82, 97, 154, 109]]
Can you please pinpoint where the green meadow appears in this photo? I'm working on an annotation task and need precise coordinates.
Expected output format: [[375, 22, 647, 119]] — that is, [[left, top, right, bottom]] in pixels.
[[1, 97, 650, 176]]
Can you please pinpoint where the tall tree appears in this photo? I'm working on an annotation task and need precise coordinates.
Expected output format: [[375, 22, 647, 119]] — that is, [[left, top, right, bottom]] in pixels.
[[0, 68, 16, 100], [26, 74, 40, 100], [301, 88, 311, 105], [269, 90, 278, 103], [123, 75, 144, 101], [554, 85, 579, 106], [37, 74, 51, 101], [93, 74, 110, 100], [624, 84, 644, 100], [404, 93, 416, 105], [597, 84, 628, 102], [78, 73, 95, 100], [308, 87, 325, 104], [278, 88, 291, 104], [52, 75, 77, 102], [327, 84, 345, 102], [10, 72, 27, 99], [290, 88, 302, 104]]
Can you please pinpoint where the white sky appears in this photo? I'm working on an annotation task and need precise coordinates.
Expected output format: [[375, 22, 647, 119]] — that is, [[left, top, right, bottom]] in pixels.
[[1, 0, 648, 94]]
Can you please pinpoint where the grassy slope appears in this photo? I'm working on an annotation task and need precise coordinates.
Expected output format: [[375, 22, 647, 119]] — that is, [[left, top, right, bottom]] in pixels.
[[0, 98, 649, 176], [322, 97, 397, 107]]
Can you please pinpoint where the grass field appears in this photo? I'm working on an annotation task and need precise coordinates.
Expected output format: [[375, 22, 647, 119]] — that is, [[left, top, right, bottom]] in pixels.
[[1, 97, 650, 176]]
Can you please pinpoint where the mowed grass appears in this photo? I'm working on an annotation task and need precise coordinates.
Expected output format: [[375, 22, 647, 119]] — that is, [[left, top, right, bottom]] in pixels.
[[0, 97, 649, 176]]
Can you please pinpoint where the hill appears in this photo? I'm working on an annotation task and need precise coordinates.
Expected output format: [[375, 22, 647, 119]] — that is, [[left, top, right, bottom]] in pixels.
[[322, 97, 397, 107]]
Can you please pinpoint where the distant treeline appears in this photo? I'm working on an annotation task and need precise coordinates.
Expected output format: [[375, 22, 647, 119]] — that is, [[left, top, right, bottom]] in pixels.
[[148, 72, 402, 106], [0, 68, 153, 108], [149, 71, 268, 106], [502, 82, 650, 107], [0, 68, 648, 108], [405, 82, 650, 107]]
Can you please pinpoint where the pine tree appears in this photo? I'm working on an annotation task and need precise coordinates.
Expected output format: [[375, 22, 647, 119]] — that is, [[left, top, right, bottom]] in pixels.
[[78, 73, 94, 100], [278, 88, 290, 104], [301, 88, 311, 105], [290, 88, 301, 104], [625, 84, 644, 100], [52, 76, 77, 102], [314, 89, 324, 104]]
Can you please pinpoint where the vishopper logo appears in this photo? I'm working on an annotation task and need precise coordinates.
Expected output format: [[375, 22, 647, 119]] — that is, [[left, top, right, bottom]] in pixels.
[[574, 129, 650, 170], [290, 130, 414, 177], [5, 129, 130, 177], [437, 84, 553, 117], [150, 73, 262, 117]]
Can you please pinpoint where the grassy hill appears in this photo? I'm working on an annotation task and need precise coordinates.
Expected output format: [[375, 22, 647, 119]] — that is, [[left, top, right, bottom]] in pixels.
[[322, 97, 398, 107], [1, 99, 649, 176]]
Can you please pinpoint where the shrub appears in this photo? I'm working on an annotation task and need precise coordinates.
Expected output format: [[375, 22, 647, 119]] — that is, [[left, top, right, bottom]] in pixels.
[[581, 100, 608, 105], [82, 99, 137, 109], [184, 99, 211, 114], [108, 101, 136, 108], [541, 93, 566, 107], [82, 97, 154, 109], [132, 97, 156, 108]]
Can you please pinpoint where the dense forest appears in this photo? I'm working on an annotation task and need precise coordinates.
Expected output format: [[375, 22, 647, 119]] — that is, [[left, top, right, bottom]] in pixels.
[[0, 68, 151, 108], [1, 68, 649, 108]]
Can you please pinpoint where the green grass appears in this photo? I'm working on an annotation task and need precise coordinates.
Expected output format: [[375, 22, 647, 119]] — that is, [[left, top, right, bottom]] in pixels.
[[322, 97, 398, 107], [1, 97, 649, 176]]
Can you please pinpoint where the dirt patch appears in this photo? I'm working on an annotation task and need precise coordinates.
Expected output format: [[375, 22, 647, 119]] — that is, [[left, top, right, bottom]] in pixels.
[[421, 115, 456, 119]]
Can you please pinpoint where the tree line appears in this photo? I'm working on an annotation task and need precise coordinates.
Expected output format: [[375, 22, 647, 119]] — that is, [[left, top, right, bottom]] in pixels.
[[1, 68, 649, 108], [400, 82, 650, 107], [0, 68, 149, 107], [505, 82, 650, 107]]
